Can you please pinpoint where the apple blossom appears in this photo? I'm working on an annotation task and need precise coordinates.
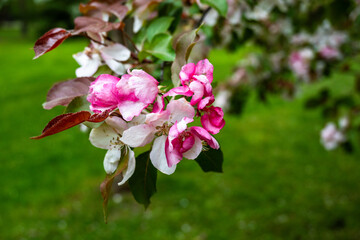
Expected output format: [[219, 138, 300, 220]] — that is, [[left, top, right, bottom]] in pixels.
[[73, 41, 131, 77], [89, 116, 135, 185], [320, 122, 346, 150], [87, 74, 120, 113], [165, 59, 215, 109], [116, 69, 159, 121], [200, 106, 225, 135]]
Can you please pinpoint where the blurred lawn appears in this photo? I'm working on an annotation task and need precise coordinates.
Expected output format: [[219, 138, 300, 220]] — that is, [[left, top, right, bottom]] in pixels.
[[1, 29, 360, 240]]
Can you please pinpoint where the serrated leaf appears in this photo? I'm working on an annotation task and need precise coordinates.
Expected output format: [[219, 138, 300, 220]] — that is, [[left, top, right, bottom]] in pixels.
[[171, 27, 201, 86], [146, 17, 174, 42], [200, 0, 228, 17], [100, 149, 129, 223], [195, 148, 223, 173], [146, 33, 175, 61], [128, 151, 157, 208]]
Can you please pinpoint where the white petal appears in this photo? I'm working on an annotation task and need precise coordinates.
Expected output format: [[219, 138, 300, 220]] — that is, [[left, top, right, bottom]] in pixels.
[[103, 57, 126, 75], [118, 148, 136, 185], [74, 53, 102, 77], [120, 124, 155, 147], [89, 123, 120, 150], [183, 135, 202, 159], [104, 148, 121, 174], [105, 116, 128, 135], [150, 136, 176, 175], [101, 43, 131, 61], [133, 15, 143, 33]]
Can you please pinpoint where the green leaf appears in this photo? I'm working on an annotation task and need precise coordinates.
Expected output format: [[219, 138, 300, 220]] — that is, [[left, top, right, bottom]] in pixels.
[[200, 0, 228, 17], [195, 148, 224, 173], [146, 17, 174, 42], [171, 26, 201, 86], [100, 149, 129, 223], [146, 33, 175, 61], [128, 151, 157, 208]]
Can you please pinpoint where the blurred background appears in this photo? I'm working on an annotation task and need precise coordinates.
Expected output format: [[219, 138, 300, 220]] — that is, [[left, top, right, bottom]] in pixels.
[[1, 0, 360, 239]]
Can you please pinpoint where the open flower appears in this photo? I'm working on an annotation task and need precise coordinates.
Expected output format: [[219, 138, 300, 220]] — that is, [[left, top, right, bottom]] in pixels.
[[73, 41, 131, 77], [165, 118, 219, 168], [89, 116, 135, 185], [87, 70, 159, 121], [120, 98, 195, 174], [165, 59, 215, 109]]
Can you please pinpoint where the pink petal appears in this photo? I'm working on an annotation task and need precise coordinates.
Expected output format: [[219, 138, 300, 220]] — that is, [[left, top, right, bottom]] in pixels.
[[189, 81, 205, 106], [190, 126, 219, 149], [183, 135, 202, 159], [167, 98, 195, 123], [179, 62, 196, 85], [194, 59, 213, 83]]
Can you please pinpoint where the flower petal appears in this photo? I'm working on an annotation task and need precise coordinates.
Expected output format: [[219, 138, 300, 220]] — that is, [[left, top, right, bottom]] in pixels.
[[120, 124, 155, 147], [118, 148, 136, 185], [167, 98, 195, 123], [183, 134, 203, 159], [104, 148, 121, 174], [89, 123, 120, 149], [190, 126, 219, 149], [150, 135, 176, 175], [101, 43, 131, 61]]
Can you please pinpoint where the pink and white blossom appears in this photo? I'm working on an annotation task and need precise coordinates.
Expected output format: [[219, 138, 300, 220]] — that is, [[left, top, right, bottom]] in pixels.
[[87, 70, 159, 121], [201, 106, 225, 135], [165, 59, 215, 109], [165, 119, 220, 168], [116, 69, 159, 121], [87, 74, 121, 113]]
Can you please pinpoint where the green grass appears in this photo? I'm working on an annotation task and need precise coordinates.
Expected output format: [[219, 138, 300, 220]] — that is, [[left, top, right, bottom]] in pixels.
[[1, 30, 360, 239]]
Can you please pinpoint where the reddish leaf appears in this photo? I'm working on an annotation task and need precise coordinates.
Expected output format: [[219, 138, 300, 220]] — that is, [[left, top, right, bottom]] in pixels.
[[73, 16, 123, 35], [31, 111, 110, 139], [100, 150, 129, 223], [80, 1, 128, 21], [43, 77, 94, 110], [33, 28, 71, 59]]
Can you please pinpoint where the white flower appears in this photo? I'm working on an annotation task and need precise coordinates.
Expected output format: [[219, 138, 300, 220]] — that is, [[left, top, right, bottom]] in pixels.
[[89, 116, 135, 185], [73, 41, 131, 77], [320, 122, 346, 150]]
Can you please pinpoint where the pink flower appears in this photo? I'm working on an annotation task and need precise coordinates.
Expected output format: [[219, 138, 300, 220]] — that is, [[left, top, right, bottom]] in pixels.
[[87, 70, 159, 121], [116, 69, 159, 121], [289, 48, 314, 80], [165, 59, 215, 109], [87, 74, 120, 113], [165, 118, 219, 168], [319, 46, 341, 60], [201, 106, 225, 135]]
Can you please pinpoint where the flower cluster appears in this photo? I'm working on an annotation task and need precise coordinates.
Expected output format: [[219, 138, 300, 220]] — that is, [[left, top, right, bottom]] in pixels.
[[87, 59, 224, 180]]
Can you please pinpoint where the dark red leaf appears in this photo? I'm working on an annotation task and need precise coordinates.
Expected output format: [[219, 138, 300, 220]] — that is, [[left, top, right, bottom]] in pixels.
[[73, 16, 122, 35], [43, 77, 95, 110], [31, 110, 110, 140], [33, 28, 71, 59]]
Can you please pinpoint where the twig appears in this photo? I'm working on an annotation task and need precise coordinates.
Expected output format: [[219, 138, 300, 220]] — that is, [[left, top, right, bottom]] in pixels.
[[195, 7, 211, 29]]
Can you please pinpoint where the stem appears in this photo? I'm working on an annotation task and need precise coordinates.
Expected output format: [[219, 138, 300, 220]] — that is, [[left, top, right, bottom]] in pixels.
[[195, 7, 211, 29]]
